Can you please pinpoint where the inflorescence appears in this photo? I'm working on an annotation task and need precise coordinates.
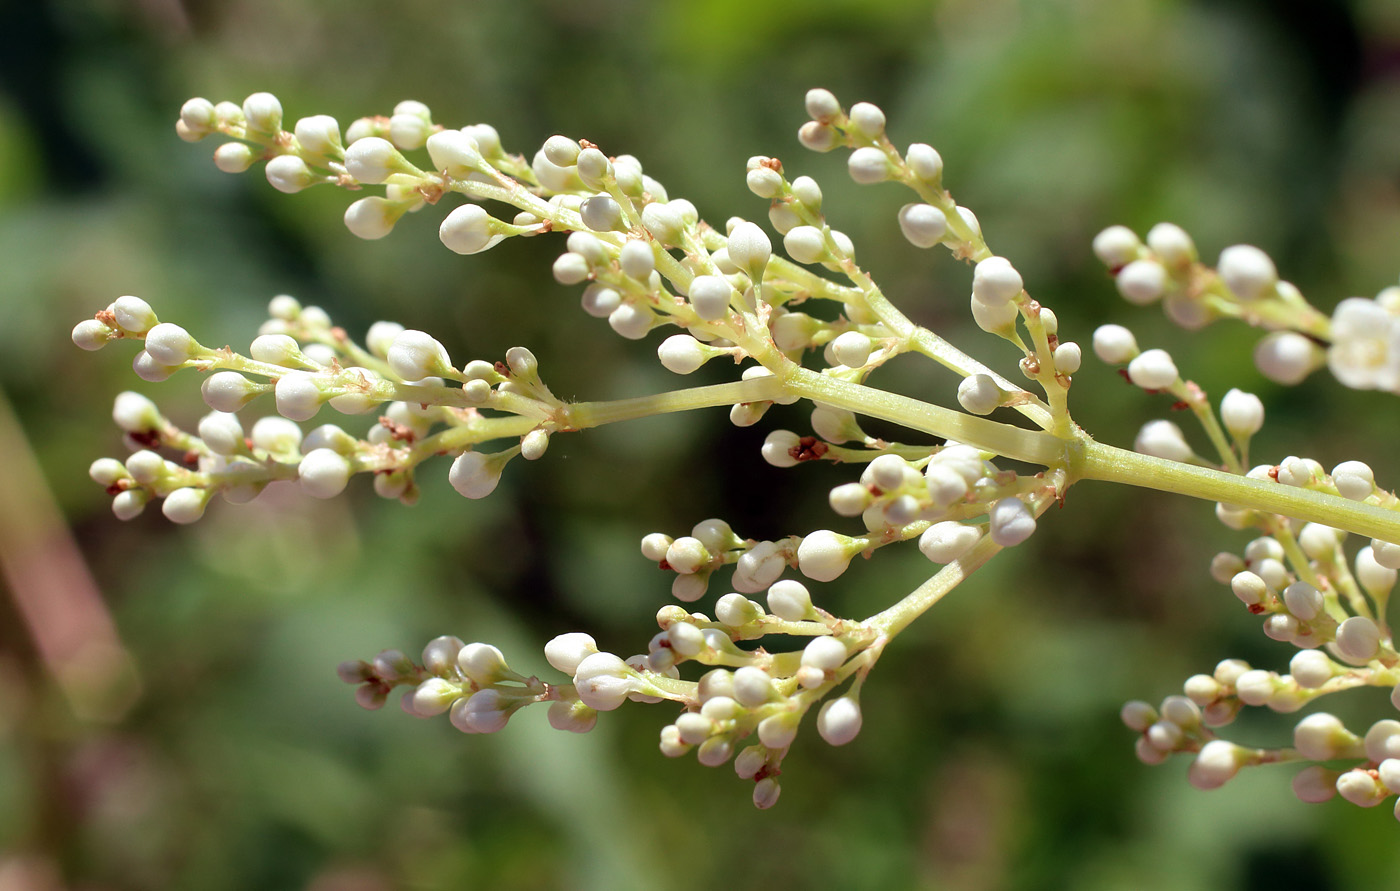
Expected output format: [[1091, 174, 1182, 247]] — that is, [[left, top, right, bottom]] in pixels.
[[72, 88, 1400, 811]]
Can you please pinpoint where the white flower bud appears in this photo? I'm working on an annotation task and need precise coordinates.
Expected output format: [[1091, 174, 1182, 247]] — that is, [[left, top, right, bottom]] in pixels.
[[449, 451, 502, 500], [1335, 616, 1381, 664], [988, 497, 1036, 547], [72, 319, 114, 350], [1298, 523, 1340, 560], [1282, 581, 1323, 621], [265, 154, 317, 194], [918, 521, 981, 564], [1373, 539, 1400, 570], [801, 636, 846, 672], [387, 330, 452, 382], [1220, 389, 1264, 439], [716, 593, 764, 627], [161, 487, 208, 524], [956, 374, 1000, 416], [1218, 244, 1277, 300], [111, 296, 157, 335], [202, 371, 261, 412], [1116, 259, 1167, 305], [249, 417, 301, 455], [456, 642, 510, 687], [574, 147, 612, 189], [684, 274, 732, 321], [1331, 461, 1374, 502], [1145, 222, 1196, 266], [1337, 769, 1385, 808], [969, 292, 1018, 334], [341, 196, 400, 240], [547, 700, 597, 734], [1052, 341, 1082, 374], [298, 448, 351, 499], [580, 284, 622, 319], [726, 221, 772, 285], [847, 146, 891, 184], [783, 226, 828, 265], [665, 536, 709, 575], [144, 322, 198, 366], [796, 530, 856, 582], [1365, 720, 1400, 763], [440, 204, 498, 254], [757, 711, 800, 749], [608, 302, 653, 340], [745, 166, 783, 199], [344, 136, 406, 185], [1230, 571, 1268, 606], [904, 142, 943, 181], [274, 371, 323, 422], [213, 142, 255, 174], [1134, 419, 1192, 462], [542, 134, 580, 167], [805, 88, 841, 120], [1091, 324, 1138, 364], [897, 203, 947, 248], [972, 257, 1023, 306], [290, 114, 341, 155], [424, 129, 483, 178], [1289, 650, 1335, 689], [847, 101, 885, 137], [573, 652, 639, 711], [1092, 225, 1141, 268], [817, 697, 863, 747], [545, 632, 599, 675], [830, 331, 872, 368], [1126, 348, 1178, 389], [640, 202, 687, 246], [656, 333, 711, 374], [766, 579, 812, 622], [1356, 547, 1398, 596], [388, 107, 431, 151], [732, 666, 775, 708], [1253, 331, 1318, 385], [761, 430, 800, 468], [1188, 740, 1244, 790], [112, 391, 161, 434]]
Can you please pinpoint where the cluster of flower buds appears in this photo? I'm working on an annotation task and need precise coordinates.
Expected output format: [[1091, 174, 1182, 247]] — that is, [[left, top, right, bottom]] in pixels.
[[74, 87, 1400, 816], [74, 292, 573, 520], [1093, 223, 1400, 394]]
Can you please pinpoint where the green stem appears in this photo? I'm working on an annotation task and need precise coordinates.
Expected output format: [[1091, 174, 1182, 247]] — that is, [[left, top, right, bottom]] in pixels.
[[865, 534, 1004, 636]]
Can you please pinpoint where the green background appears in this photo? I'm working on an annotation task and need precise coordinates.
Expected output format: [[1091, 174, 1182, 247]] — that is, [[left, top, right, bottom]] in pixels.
[[2, 0, 1400, 888]]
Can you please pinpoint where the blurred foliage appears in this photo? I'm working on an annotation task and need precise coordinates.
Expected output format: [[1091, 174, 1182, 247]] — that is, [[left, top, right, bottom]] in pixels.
[[2, 0, 1400, 888]]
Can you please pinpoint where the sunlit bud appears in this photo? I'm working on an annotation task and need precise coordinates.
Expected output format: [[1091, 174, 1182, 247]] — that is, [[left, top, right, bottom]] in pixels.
[[1092, 225, 1141, 268], [1134, 419, 1192, 462], [988, 497, 1036, 547], [439, 203, 498, 254], [202, 371, 262, 412], [1120, 700, 1158, 732], [213, 142, 255, 174], [1220, 389, 1264, 439], [919, 521, 981, 564], [1091, 324, 1138, 364], [1373, 539, 1400, 570], [542, 134, 580, 167], [897, 202, 947, 248], [111, 391, 161, 434], [801, 636, 846, 672], [341, 196, 401, 240], [1298, 523, 1340, 560], [162, 487, 210, 524], [1282, 581, 1323, 621], [847, 102, 885, 138], [969, 293, 1018, 334], [766, 579, 813, 622], [746, 165, 783, 199], [817, 697, 863, 746], [448, 451, 503, 500], [1253, 331, 1320, 385], [1291, 765, 1339, 803], [144, 322, 198, 366], [1289, 650, 1336, 689], [641, 202, 687, 246], [456, 642, 511, 687], [1331, 461, 1375, 502], [274, 371, 323, 421], [726, 221, 772, 283], [796, 530, 857, 582], [1116, 259, 1167, 305], [250, 416, 302, 455], [1126, 348, 1178, 389], [972, 257, 1023, 305], [1188, 740, 1245, 790], [72, 319, 114, 350], [112, 489, 148, 520], [640, 533, 673, 563], [110, 295, 158, 335], [805, 88, 840, 120], [387, 330, 452, 381], [758, 711, 801, 749], [798, 120, 839, 152], [1218, 244, 1277, 300], [265, 154, 317, 193], [1146, 222, 1196, 267], [847, 146, 891, 184], [1337, 769, 1386, 808], [545, 632, 599, 675], [1356, 547, 1398, 597], [1052, 342, 1082, 374], [547, 700, 598, 734], [242, 92, 282, 133], [299, 448, 352, 498], [716, 593, 764, 627], [1230, 571, 1267, 607], [1335, 616, 1382, 664], [572, 652, 639, 711], [575, 147, 612, 188], [830, 331, 873, 368], [956, 374, 1000, 416], [784, 226, 828, 265]]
